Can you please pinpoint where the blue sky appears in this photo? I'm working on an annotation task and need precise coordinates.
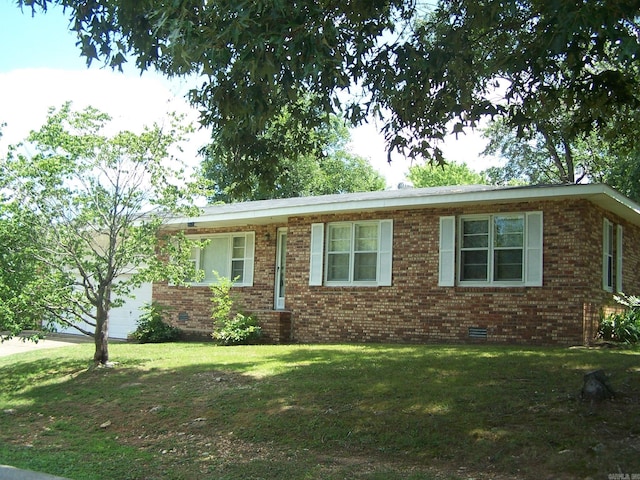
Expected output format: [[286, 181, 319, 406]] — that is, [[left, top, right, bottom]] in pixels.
[[0, 1, 207, 173], [0, 1, 86, 71], [0, 1, 495, 186]]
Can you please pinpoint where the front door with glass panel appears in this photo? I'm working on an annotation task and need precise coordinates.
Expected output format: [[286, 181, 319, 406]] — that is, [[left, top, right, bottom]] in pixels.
[[275, 228, 287, 309]]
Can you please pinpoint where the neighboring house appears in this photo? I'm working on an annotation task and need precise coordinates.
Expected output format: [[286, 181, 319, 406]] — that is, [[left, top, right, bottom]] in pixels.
[[154, 184, 640, 345]]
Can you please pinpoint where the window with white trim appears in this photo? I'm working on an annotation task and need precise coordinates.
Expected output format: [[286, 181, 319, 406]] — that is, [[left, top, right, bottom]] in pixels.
[[438, 212, 543, 287], [189, 232, 255, 286], [309, 220, 393, 286], [617, 224, 623, 292], [603, 219, 614, 291], [603, 219, 623, 292]]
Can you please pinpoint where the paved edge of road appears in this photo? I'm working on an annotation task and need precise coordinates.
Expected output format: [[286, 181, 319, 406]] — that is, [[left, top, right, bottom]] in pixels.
[[0, 465, 70, 480], [0, 332, 110, 357]]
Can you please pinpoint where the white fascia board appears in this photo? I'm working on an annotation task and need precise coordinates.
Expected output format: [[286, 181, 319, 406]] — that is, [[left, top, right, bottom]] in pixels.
[[164, 184, 640, 229]]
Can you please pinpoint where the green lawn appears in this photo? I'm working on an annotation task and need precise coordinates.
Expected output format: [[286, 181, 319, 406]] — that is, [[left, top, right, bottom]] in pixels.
[[0, 342, 639, 479]]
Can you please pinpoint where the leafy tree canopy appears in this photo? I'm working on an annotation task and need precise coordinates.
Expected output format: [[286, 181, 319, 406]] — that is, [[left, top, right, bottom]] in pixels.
[[0, 204, 60, 340], [482, 116, 640, 203], [482, 117, 586, 186], [408, 160, 487, 187], [1, 103, 199, 363], [19, 0, 640, 179], [605, 151, 640, 203], [202, 99, 386, 202]]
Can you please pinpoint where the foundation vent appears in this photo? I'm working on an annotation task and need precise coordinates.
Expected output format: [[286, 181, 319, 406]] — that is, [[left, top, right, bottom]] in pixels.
[[468, 327, 488, 339]]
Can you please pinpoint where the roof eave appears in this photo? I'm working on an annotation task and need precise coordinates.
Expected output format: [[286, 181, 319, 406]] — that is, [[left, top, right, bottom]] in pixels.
[[163, 184, 640, 229]]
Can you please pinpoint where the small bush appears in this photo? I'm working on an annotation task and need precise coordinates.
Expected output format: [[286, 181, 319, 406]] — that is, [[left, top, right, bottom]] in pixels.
[[211, 275, 262, 346], [131, 302, 181, 343], [212, 312, 262, 346], [599, 294, 640, 343]]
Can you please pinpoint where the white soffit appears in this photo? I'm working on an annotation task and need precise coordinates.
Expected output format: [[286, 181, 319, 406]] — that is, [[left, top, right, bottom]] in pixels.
[[165, 184, 640, 228]]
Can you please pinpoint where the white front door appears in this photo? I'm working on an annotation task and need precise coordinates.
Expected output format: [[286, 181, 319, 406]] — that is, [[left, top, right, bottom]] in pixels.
[[274, 228, 287, 309]]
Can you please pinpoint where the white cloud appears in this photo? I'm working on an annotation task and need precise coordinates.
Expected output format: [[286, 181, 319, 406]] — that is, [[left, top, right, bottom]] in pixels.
[[440, 128, 501, 172], [1, 68, 501, 190], [349, 121, 501, 189], [0, 68, 209, 167], [348, 123, 412, 189]]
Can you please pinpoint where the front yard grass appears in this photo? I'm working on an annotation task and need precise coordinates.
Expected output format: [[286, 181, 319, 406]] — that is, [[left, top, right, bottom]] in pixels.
[[0, 342, 639, 479]]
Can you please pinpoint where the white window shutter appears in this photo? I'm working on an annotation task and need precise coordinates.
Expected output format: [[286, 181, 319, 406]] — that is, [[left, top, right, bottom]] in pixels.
[[243, 232, 255, 287], [524, 211, 543, 287], [378, 220, 393, 286], [438, 216, 456, 287], [309, 223, 324, 286], [616, 224, 623, 292]]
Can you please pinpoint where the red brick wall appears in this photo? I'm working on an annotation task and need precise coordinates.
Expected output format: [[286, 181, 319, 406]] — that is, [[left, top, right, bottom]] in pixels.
[[153, 199, 640, 345], [583, 204, 640, 343], [153, 223, 286, 338]]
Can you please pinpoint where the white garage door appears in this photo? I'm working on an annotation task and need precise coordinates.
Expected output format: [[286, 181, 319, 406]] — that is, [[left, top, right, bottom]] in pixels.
[[109, 282, 153, 339], [57, 280, 153, 340]]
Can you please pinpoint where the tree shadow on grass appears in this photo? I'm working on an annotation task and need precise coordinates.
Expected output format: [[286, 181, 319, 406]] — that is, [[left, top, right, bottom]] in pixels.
[[1, 344, 639, 480]]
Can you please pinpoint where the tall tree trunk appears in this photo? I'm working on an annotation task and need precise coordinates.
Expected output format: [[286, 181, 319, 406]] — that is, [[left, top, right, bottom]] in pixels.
[[93, 291, 110, 365], [93, 317, 109, 365], [562, 138, 577, 183], [540, 128, 573, 183]]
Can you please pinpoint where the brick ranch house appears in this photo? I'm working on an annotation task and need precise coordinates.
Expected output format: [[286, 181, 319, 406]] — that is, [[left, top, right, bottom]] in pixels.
[[153, 183, 640, 345]]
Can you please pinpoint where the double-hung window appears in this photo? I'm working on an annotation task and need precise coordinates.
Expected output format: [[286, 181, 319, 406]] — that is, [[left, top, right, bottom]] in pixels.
[[309, 220, 393, 286], [189, 232, 255, 286], [439, 212, 542, 287], [327, 223, 378, 282], [460, 215, 525, 283], [603, 219, 623, 292]]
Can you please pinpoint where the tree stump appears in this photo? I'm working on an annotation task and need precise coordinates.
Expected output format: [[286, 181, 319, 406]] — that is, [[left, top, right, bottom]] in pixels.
[[581, 370, 614, 402]]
